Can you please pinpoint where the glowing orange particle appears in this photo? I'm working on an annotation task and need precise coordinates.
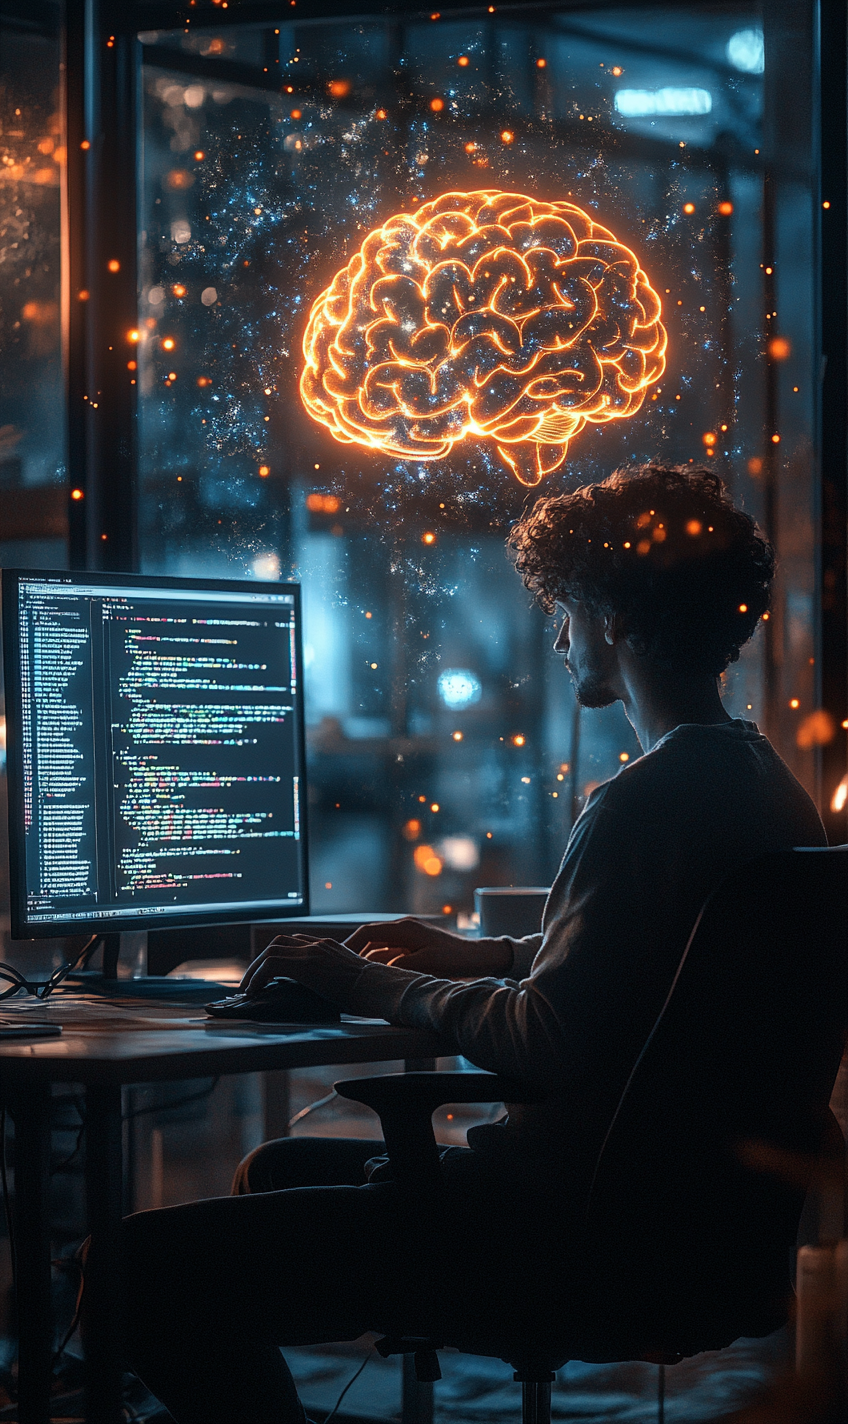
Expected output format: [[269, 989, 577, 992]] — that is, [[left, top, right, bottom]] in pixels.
[[194, 150, 205, 160], [258, 465, 270, 477], [771, 432, 781, 443], [402, 819, 421, 840], [172, 284, 186, 297], [430, 98, 445, 112], [611, 66, 623, 76], [162, 337, 175, 350], [738, 603, 748, 613], [291, 108, 302, 119], [127, 360, 137, 371], [465, 141, 477, 153], [376, 109, 387, 120], [512, 734, 526, 747], [197, 376, 211, 386], [500, 130, 514, 143], [619, 752, 629, 762], [702, 431, 716, 446], [107, 259, 120, 272], [747, 456, 763, 476], [789, 699, 800, 709], [430, 803, 440, 813], [328, 79, 351, 98], [306, 492, 341, 513], [70, 488, 84, 500], [796, 710, 836, 750], [686, 519, 702, 536], [127, 329, 140, 342], [300, 190, 667, 486], [452, 730, 463, 740], [414, 844, 442, 876], [422, 531, 436, 544], [717, 201, 733, 215], [81, 139, 90, 150], [458, 56, 470, 66], [683, 202, 696, 214], [768, 336, 791, 360]]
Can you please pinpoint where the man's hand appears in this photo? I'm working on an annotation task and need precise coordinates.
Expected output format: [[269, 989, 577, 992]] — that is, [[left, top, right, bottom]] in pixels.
[[343, 917, 513, 979], [239, 934, 359, 996]]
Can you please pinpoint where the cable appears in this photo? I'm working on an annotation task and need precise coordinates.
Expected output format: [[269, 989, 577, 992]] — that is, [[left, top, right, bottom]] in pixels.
[[287, 1089, 337, 1131], [51, 1258, 83, 1371], [0, 935, 100, 1004], [0, 1110, 14, 1290], [51, 1114, 86, 1174], [324, 1349, 372, 1424]]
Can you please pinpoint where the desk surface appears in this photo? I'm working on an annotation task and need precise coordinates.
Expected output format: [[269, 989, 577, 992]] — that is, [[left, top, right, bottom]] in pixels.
[[0, 998, 450, 1083]]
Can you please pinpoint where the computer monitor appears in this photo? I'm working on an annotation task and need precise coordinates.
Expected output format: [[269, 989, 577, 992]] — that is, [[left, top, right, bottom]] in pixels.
[[2, 568, 309, 938]]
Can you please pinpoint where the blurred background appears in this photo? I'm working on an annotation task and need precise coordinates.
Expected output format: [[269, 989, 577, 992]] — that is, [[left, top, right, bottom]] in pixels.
[[0, 0, 830, 929], [0, 2, 844, 1417]]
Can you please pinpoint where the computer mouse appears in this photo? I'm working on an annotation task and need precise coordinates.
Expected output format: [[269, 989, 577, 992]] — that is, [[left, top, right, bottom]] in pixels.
[[204, 976, 341, 1024]]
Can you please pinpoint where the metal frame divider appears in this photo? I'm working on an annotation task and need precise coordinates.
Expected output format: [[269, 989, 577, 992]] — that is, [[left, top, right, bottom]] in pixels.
[[817, 0, 848, 842]]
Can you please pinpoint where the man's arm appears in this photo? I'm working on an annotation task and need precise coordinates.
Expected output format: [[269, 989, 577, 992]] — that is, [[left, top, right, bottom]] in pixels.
[[343, 917, 542, 979]]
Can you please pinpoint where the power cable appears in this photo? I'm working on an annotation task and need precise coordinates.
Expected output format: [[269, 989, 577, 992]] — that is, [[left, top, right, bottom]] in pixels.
[[324, 1349, 372, 1424], [288, 1089, 337, 1131]]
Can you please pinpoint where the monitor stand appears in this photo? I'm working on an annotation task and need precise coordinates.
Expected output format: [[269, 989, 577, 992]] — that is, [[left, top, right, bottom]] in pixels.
[[64, 934, 235, 1002]]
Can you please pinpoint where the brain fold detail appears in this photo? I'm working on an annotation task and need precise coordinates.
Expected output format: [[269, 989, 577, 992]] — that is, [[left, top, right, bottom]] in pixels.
[[300, 189, 667, 486]]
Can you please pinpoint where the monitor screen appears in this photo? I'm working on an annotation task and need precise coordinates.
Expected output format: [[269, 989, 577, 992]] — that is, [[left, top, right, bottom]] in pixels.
[[3, 569, 309, 937]]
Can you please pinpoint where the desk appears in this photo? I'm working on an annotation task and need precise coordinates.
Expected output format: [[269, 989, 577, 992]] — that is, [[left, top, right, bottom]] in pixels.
[[0, 1004, 450, 1424]]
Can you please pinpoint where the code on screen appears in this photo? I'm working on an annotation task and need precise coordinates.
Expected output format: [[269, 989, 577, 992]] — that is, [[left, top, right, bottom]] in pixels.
[[6, 574, 307, 934]]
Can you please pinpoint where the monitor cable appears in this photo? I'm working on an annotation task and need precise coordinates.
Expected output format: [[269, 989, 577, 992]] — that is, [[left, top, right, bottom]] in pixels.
[[0, 934, 101, 1003]]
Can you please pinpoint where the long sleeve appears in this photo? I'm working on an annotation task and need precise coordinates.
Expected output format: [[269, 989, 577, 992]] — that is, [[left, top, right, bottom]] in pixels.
[[333, 799, 632, 1087]]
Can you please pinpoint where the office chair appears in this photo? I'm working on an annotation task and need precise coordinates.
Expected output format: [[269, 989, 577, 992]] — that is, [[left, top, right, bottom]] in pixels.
[[337, 847, 848, 1424]]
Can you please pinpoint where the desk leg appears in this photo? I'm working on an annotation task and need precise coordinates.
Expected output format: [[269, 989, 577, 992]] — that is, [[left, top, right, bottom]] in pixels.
[[83, 1085, 124, 1424], [10, 1086, 52, 1424], [400, 1060, 436, 1424]]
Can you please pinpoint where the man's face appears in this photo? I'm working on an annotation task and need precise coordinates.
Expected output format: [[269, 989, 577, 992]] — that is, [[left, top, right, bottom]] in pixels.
[[553, 598, 620, 708]]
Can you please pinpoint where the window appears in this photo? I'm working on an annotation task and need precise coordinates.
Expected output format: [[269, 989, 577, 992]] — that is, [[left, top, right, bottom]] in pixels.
[[0, 3, 66, 571], [133, 5, 826, 911]]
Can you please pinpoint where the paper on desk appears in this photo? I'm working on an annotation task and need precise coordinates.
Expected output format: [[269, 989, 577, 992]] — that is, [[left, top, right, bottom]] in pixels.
[[0, 996, 207, 1032]]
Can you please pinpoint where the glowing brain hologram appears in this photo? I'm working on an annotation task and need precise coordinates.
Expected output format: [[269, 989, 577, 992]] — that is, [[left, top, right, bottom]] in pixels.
[[300, 189, 667, 486]]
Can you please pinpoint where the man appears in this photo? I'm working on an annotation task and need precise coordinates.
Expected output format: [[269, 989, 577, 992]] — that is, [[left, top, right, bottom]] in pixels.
[[122, 463, 824, 1424]]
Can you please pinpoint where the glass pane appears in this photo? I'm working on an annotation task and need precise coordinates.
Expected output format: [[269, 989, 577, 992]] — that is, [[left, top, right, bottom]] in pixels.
[[0, 6, 67, 972], [138, 4, 817, 915], [0, 7, 67, 569]]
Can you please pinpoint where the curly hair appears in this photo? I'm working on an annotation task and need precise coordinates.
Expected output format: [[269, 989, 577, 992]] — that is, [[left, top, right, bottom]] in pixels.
[[507, 463, 775, 676]]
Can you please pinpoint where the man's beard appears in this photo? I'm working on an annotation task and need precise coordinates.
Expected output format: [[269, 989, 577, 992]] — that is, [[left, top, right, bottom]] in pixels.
[[567, 661, 617, 709]]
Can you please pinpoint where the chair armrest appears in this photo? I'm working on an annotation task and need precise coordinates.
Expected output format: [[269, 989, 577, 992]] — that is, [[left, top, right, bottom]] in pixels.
[[334, 1070, 535, 1191]]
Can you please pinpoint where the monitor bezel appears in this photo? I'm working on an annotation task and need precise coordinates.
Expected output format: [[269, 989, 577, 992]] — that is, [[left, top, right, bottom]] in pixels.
[[2, 566, 310, 938]]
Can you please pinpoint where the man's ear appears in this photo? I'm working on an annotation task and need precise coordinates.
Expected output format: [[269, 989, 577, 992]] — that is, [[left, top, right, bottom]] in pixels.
[[603, 613, 619, 646]]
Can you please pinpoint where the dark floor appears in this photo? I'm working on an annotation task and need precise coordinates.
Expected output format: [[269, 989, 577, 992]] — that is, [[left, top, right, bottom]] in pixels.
[[286, 1327, 789, 1422]]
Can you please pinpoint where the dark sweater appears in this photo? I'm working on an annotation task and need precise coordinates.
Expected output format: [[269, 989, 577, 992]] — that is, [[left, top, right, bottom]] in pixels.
[[335, 720, 826, 1183]]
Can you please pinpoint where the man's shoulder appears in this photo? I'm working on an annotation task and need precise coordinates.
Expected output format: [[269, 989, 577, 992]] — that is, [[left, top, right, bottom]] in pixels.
[[586, 719, 824, 842]]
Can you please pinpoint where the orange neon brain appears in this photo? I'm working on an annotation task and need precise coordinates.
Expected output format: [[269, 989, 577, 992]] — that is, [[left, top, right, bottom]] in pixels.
[[300, 189, 667, 486]]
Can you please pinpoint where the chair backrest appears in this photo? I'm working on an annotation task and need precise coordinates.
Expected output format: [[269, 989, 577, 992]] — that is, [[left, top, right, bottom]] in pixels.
[[583, 847, 848, 1358]]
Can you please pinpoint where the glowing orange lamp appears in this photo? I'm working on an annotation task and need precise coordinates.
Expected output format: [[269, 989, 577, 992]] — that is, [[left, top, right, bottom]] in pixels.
[[300, 189, 667, 486]]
